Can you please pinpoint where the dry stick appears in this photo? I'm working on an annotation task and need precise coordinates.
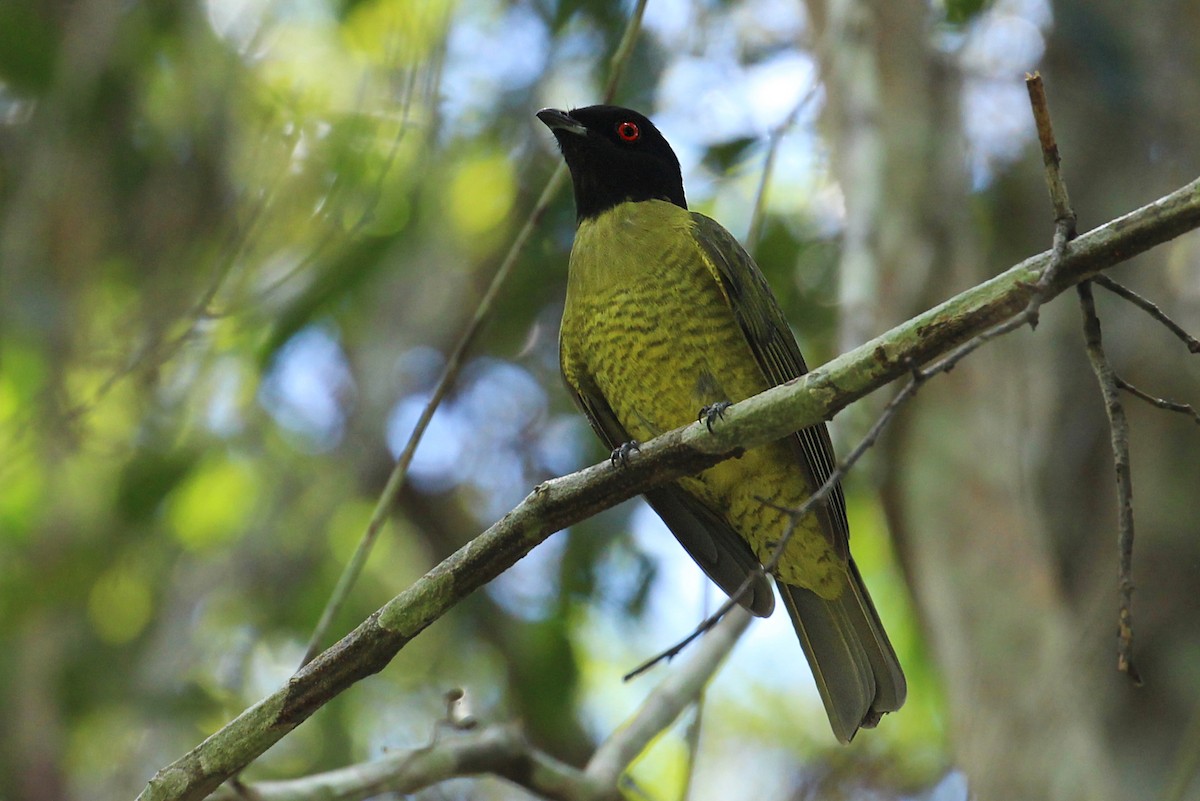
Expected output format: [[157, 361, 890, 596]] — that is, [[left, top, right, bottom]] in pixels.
[[1027, 73, 1077, 236], [1093, 274, 1200, 353], [745, 94, 810, 254], [1115, 377, 1200, 423], [1078, 282, 1142, 684], [298, 0, 650, 667], [1032, 72, 1144, 683], [1025, 72, 1078, 329]]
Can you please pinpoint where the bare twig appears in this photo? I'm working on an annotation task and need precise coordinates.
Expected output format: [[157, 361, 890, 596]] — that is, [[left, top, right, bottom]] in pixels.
[[1034, 73, 1145, 683], [1033, 71, 1144, 681], [746, 95, 811, 254], [601, 0, 650, 101], [1093, 274, 1200, 353], [298, 0, 651, 667], [1025, 72, 1077, 328], [1026, 72, 1077, 234], [1116, 377, 1200, 424], [1078, 282, 1142, 684]]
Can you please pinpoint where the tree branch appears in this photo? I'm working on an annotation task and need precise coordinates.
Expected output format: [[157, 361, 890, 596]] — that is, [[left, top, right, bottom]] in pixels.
[[1078, 282, 1142, 684], [210, 725, 588, 801], [205, 609, 750, 801], [1093, 274, 1200, 354], [1115, 377, 1200, 423], [138, 175, 1200, 801]]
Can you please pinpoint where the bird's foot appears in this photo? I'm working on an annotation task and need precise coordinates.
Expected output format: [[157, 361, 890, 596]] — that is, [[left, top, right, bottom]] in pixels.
[[610, 440, 641, 467], [698, 401, 732, 432]]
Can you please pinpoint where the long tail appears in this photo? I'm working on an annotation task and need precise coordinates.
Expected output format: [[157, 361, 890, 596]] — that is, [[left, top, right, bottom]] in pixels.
[[777, 558, 906, 743]]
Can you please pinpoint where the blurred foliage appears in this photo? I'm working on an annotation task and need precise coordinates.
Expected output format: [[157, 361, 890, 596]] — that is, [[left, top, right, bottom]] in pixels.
[[1, 0, 1198, 800], [939, 0, 994, 26]]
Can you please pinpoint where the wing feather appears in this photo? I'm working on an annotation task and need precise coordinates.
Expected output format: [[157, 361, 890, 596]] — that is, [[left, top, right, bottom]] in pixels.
[[690, 213, 850, 556]]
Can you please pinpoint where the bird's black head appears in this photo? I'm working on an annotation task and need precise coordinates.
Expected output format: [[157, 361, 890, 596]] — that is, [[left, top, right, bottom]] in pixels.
[[537, 105, 687, 223]]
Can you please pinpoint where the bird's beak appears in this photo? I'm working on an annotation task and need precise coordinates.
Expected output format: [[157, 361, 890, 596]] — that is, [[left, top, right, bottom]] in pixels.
[[536, 108, 587, 137]]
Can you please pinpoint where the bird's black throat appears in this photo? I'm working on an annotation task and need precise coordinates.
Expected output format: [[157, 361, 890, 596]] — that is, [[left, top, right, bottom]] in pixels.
[[538, 105, 687, 224]]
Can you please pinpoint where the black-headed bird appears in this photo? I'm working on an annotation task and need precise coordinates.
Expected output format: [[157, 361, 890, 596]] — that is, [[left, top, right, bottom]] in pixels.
[[538, 105, 905, 742]]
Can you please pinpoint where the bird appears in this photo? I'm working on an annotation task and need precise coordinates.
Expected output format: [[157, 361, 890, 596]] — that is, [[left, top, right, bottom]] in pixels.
[[537, 104, 905, 742]]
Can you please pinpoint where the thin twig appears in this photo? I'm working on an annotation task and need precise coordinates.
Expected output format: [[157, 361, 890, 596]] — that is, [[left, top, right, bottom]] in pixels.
[[1034, 72, 1145, 684], [601, 0, 650, 101], [1116, 377, 1200, 424], [298, 0, 651, 667], [1034, 73, 1143, 680], [1025, 71, 1077, 327], [1078, 282, 1142, 684], [746, 94, 810, 254], [1026, 72, 1077, 235], [1093, 274, 1200, 353]]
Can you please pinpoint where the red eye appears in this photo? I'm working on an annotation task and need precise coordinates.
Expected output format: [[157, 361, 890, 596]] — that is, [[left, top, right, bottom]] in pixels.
[[616, 121, 640, 142]]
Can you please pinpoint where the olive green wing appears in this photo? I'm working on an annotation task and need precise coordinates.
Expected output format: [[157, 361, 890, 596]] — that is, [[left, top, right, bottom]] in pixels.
[[690, 212, 850, 556], [562, 372, 776, 617]]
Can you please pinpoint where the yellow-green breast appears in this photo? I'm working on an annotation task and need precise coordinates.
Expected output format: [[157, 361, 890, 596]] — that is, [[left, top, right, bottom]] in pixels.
[[559, 199, 846, 598]]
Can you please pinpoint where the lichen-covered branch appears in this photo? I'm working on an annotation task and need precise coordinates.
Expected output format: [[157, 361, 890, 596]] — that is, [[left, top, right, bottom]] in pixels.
[[202, 610, 750, 801], [138, 175, 1200, 801]]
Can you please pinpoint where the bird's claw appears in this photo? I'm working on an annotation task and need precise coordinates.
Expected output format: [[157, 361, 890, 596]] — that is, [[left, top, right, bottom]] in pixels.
[[610, 440, 641, 467], [699, 401, 732, 432]]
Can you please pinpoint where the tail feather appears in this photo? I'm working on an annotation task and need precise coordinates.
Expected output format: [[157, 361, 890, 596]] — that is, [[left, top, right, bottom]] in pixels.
[[778, 558, 906, 743]]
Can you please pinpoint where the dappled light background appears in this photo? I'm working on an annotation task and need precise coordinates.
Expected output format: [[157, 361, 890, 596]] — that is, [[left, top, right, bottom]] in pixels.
[[2, 0, 1199, 799]]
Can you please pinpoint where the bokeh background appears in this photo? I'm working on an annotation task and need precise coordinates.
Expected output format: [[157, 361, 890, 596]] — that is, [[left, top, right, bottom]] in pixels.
[[2, 0, 1199, 799]]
